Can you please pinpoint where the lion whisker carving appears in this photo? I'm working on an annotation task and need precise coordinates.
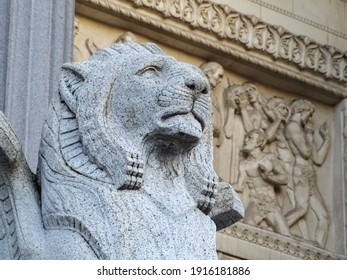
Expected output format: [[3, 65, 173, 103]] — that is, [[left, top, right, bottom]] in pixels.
[[0, 42, 243, 260]]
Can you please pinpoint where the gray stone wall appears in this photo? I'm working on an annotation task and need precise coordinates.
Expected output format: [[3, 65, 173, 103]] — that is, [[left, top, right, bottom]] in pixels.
[[0, 0, 75, 171]]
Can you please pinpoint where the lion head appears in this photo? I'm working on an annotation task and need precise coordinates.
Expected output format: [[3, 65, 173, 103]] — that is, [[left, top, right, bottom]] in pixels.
[[43, 43, 218, 213]]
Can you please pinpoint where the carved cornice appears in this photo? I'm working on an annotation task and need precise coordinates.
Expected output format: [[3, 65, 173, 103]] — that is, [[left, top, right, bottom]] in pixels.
[[220, 222, 346, 260], [247, 0, 347, 40], [130, 0, 347, 83], [76, 0, 347, 101]]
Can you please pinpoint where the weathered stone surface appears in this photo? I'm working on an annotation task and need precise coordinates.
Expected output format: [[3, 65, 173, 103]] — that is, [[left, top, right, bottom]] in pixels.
[[0, 42, 243, 259]]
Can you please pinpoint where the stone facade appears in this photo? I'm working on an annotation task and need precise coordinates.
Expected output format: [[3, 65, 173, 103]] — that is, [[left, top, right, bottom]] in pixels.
[[1, 0, 347, 259]]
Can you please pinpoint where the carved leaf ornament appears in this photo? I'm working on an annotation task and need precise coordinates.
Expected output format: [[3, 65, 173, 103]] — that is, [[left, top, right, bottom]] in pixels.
[[131, 0, 347, 82]]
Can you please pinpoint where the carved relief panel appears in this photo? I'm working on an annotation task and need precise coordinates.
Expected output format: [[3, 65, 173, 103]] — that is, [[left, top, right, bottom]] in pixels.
[[196, 59, 333, 249], [74, 7, 340, 258], [213, 80, 332, 248]]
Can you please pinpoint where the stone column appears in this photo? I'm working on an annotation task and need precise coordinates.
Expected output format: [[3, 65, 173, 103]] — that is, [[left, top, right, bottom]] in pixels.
[[0, 0, 75, 171]]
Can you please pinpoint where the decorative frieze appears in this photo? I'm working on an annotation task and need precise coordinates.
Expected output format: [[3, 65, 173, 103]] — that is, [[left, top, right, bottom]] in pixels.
[[76, 0, 347, 102], [129, 0, 347, 83], [219, 222, 346, 260]]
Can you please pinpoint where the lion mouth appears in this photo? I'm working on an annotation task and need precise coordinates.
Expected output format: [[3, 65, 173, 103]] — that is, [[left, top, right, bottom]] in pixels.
[[161, 110, 205, 132]]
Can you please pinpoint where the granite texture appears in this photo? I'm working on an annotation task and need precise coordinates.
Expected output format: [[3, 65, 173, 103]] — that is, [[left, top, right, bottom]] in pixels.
[[0, 43, 243, 259]]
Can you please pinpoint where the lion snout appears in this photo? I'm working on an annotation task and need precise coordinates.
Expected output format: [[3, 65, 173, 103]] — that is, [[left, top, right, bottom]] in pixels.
[[183, 69, 210, 97], [184, 75, 209, 96]]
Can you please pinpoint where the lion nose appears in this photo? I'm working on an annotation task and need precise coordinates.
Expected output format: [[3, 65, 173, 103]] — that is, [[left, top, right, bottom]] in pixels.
[[184, 69, 209, 95]]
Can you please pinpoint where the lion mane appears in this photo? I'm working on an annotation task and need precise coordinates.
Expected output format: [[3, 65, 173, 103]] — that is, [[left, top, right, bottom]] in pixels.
[[38, 43, 243, 259]]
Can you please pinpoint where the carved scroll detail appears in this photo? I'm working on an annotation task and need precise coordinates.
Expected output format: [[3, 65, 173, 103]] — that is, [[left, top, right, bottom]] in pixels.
[[129, 0, 347, 83]]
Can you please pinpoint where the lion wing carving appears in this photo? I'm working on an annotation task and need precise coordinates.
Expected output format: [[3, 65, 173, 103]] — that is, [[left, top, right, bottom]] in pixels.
[[0, 111, 44, 259]]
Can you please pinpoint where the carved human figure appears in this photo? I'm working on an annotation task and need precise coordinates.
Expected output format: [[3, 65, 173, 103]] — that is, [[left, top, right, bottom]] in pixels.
[[73, 18, 83, 61], [263, 97, 294, 208], [200, 62, 224, 147], [223, 84, 240, 139], [223, 82, 266, 184], [264, 97, 290, 143], [74, 17, 79, 37], [0, 43, 243, 259], [233, 129, 291, 236], [284, 99, 330, 247], [239, 81, 265, 133], [223, 84, 246, 183], [73, 17, 99, 61], [114, 31, 137, 44]]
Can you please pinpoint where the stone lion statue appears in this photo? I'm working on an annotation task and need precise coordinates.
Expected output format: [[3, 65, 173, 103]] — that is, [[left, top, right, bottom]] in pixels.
[[0, 43, 243, 259]]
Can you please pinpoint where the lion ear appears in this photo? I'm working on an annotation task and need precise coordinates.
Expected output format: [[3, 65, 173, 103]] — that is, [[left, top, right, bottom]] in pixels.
[[59, 63, 88, 113]]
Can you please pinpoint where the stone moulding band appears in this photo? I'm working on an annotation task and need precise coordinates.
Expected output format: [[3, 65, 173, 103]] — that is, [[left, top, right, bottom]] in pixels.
[[247, 0, 347, 40], [219, 222, 347, 260], [76, 0, 347, 100], [129, 0, 347, 83]]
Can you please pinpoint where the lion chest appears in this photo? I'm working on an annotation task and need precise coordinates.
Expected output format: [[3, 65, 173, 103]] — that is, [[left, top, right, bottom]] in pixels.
[[98, 183, 217, 259]]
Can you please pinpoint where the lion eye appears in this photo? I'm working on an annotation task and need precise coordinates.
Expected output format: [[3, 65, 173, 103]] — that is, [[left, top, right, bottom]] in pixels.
[[137, 66, 160, 77]]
